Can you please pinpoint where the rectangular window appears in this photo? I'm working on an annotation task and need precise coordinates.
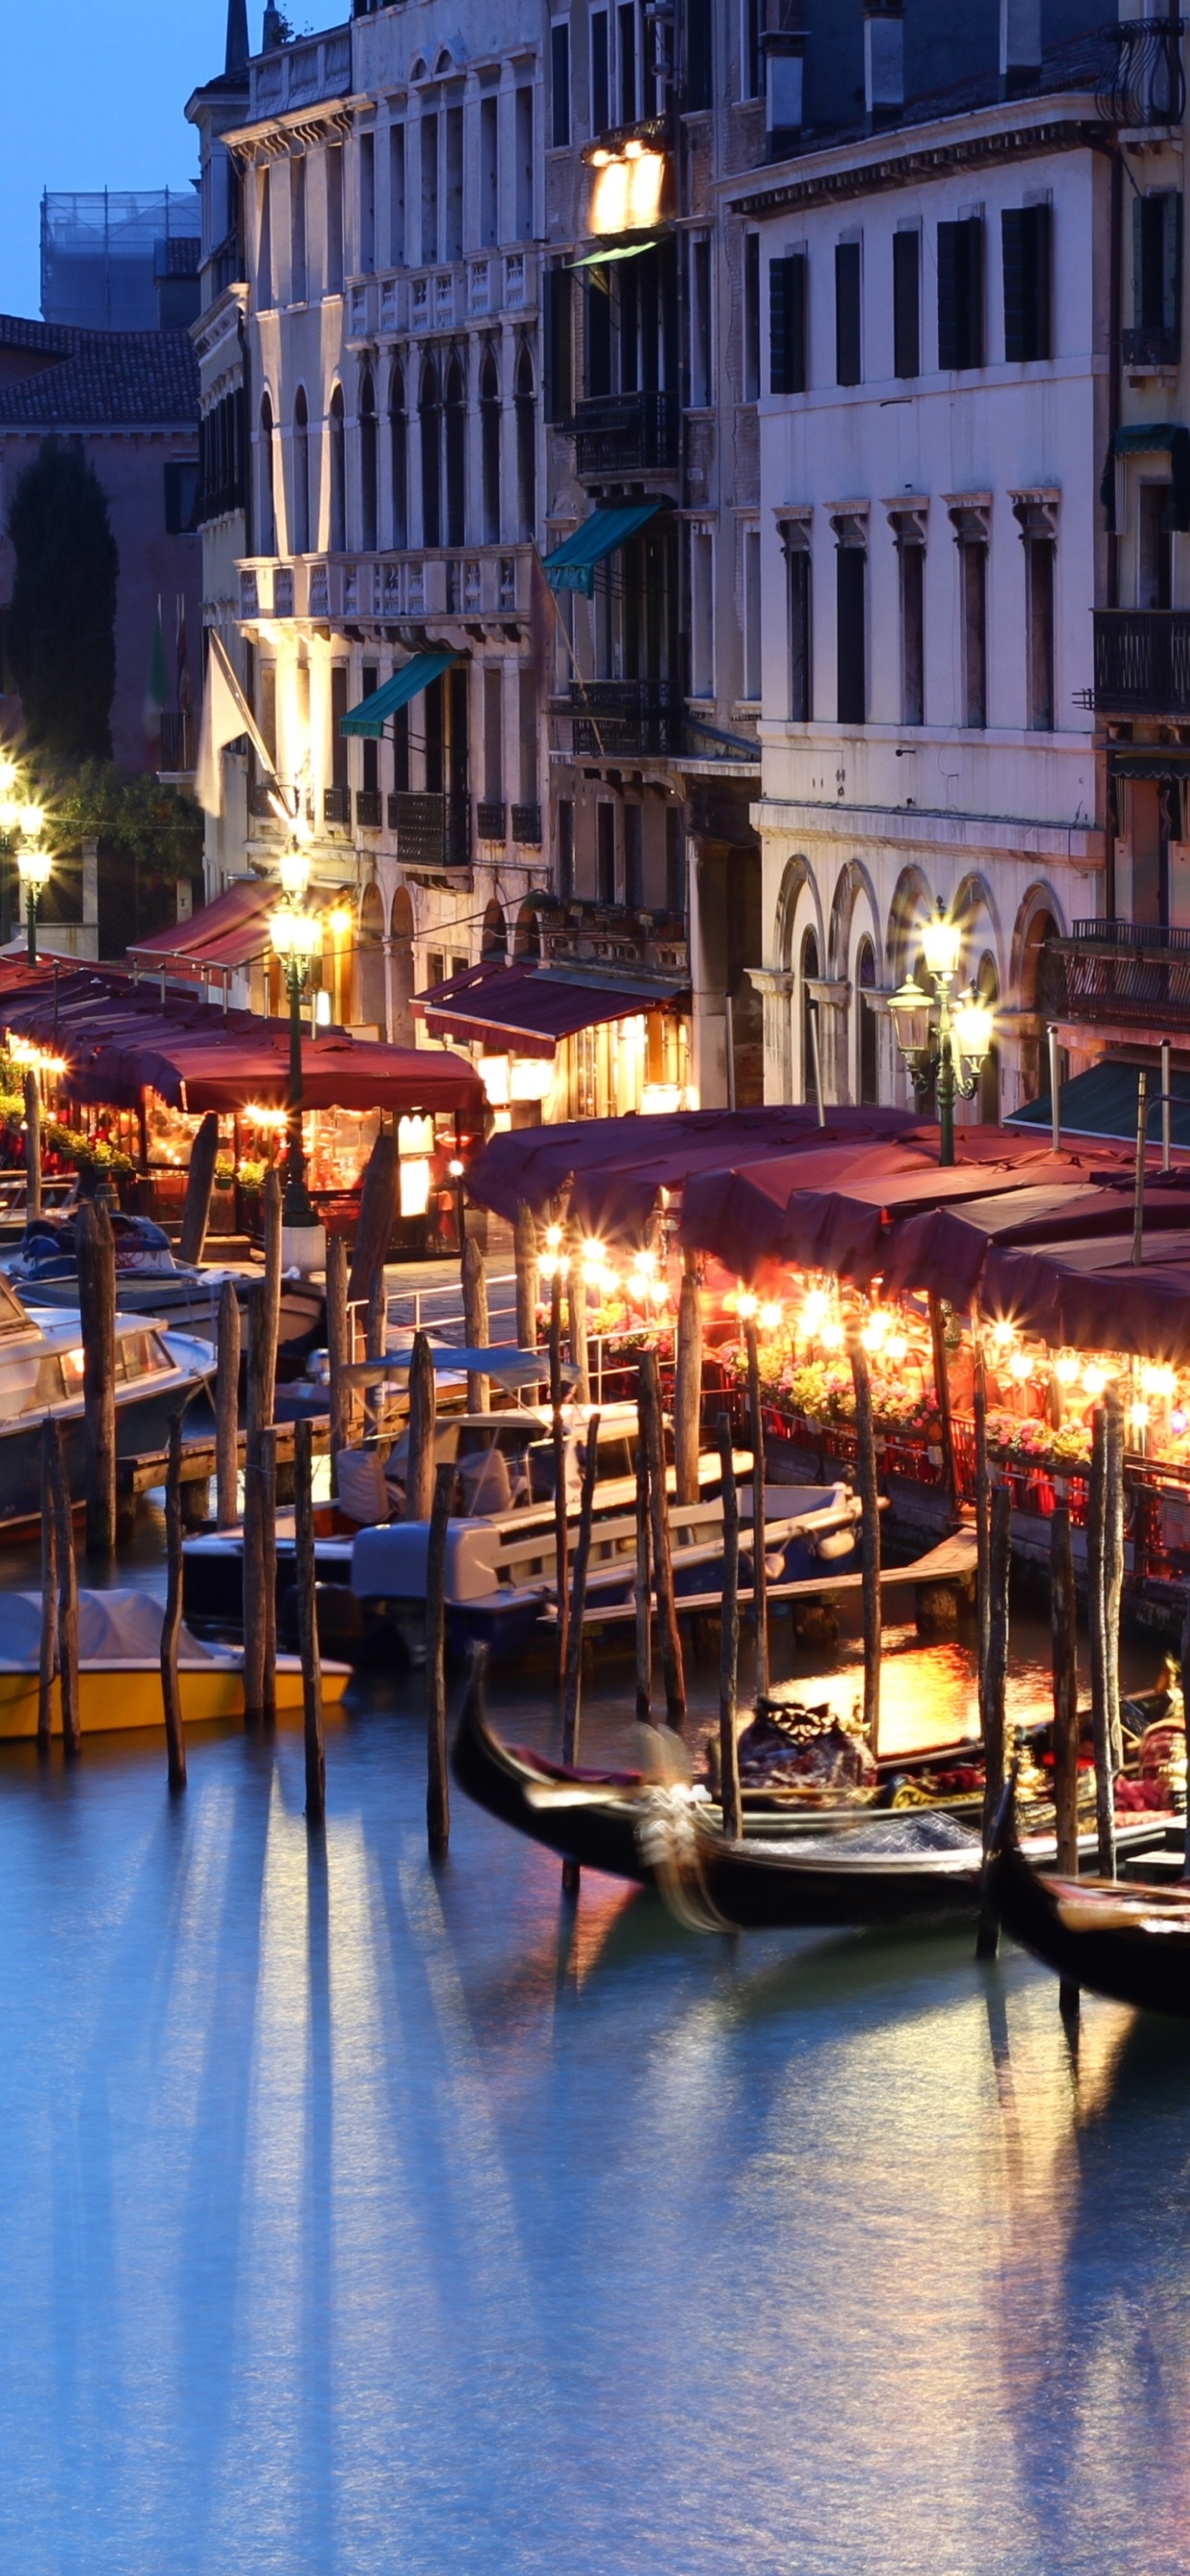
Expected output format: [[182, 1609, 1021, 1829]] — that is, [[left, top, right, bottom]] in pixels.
[[331, 666, 348, 790], [392, 702, 410, 794], [893, 227, 920, 378], [618, 1, 637, 122], [164, 459, 200, 535], [769, 251, 807, 395], [1139, 482, 1173, 609], [585, 269, 612, 397], [257, 165, 273, 306], [743, 526, 762, 701], [545, 263, 573, 421], [359, 132, 376, 274], [937, 217, 983, 370], [326, 145, 344, 295], [591, 11, 610, 134], [899, 540, 924, 724], [624, 805, 643, 909], [559, 798, 575, 898], [479, 96, 499, 250], [1133, 191, 1182, 358], [483, 666, 503, 802], [426, 949, 445, 992], [1002, 203, 1051, 362], [515, 89, 534, 242], [690, 236, 712, 406], [690, 527, 715, 697], [518, 666, 538, 806], [388, 125, 405, 268], [742, 0, 762, 99], [961, 542, 987, 726], [444, 107, 463, 262], [420, 114, 438, 266], [289, 155, 307, 302], [744, 233, 761, 401], [361, 666, 378, 795], [836, 545, 866, 725], [596, 803, 616, 904], [835, 240, 861, 386], [1027, 537, 1055, 730], [260, 663, 278, 765], [787, 542, 812, 720], [686, 0, 712, 109], [666, 805, 685, 916], [552, 22, 571, 148]]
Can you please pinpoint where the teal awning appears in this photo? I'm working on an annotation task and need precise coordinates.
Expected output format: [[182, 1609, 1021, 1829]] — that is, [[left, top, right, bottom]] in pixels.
[[1100, 424, 1190, 532], [542, 503, 661, 596], [569, 234, 664, 270], [340, 650, 457, 738]]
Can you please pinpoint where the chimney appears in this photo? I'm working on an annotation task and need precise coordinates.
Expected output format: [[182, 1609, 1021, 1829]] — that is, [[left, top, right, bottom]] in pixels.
[[225, 0, 249, 74], [864, 0, 904, 133], [1000, 0, 1041, 98]]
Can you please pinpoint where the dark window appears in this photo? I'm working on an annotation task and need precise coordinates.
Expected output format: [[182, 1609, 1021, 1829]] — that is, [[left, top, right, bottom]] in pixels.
[[290, 154, 307, 302], [1002, 203, 1051, 362], [544, 264, 573, 422], [551, 22, 571, 147], [937, 217, 983, 370], [329, 384, 345, 550], [421, 112, 439, 265], [624, 805, 643, 908], [515, 88, 534, 240], [691, 236, 712, 404], [559, 798, 575, 898], [326, 144, 344, 294], [391, 702, 410, 794], [444, 108, 463, 262], [389, 361, 406, 548], [388, 125, 405, 266], [293, 388, 309, 552], [857, 938, 879, 1105], [686, 0, 711, 109], [420, 361, 441, 547], [480, 349, 501, 542], [961, 541, 987, 726], [361, 665, 378, 795], [445, 358, 466, 545], [1139, 482, 1173, 609], [259, 394, 276, 553], [618, 1, 636, 122], [331, 665, 349, 791], [769, 252, 807, 395], [899, 539, 924, 724], [665, 805, 684, 916], [1133, 191, 1182, 346], [164, 459, 200, 535], [743, 0, 761, 98], [585, 270, 612, 397], [744, 233, 761, 401], [801, 929, 820, 1104], [893, 229, 920, 378], [591, 10, 610, 133], [359, 369, 378, 551], [787, 543, 812, 719], [835, 241, 861, 385], [836, 545, 865, 725], [515, 349, 536, 541], [596, 803, 616, 903], [1027, 538, 1055, 730], [359, 130, 376, 274]]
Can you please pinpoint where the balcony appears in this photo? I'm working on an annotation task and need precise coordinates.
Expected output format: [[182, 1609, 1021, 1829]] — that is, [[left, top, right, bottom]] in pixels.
[[157, 713, 194, 776], [512, 803, 542, 845], [324, 787, 352, 827], [1092, 610, 1190, 717], [355, 790, 382, 829], [570, 679, 682, 759], [571, 391, 679, 481], [1097, 17, 1186, 126], [387, 791, 471, 871], [1039, 920, 1190, 1035], [476, 800, 506, 843], [1122, 323, 1180, 370]]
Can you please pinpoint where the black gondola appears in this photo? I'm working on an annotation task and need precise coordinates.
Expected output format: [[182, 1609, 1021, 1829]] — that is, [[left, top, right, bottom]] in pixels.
[[987, 1828, 1190, 2018]]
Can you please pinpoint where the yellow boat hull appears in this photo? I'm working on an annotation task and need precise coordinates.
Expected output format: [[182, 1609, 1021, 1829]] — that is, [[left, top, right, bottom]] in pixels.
[[0, 1661, 350, 1739]]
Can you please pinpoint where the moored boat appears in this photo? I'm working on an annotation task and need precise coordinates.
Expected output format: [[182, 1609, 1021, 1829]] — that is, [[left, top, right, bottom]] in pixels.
[[0, 1589, 350, 1737], [4, 1211, 323, 1352], [0, 1271, 215, 1527], [987, 1817, 1190, 2016]]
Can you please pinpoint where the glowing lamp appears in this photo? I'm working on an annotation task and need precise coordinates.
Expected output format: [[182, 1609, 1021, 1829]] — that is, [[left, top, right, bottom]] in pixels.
[[279, 842, 312, 902], [447, 1158, 465, 1180], [1055, 1352, 1080, 1387], [545, 1224, 563, 1254], [800, 1289, 829, 1333], [952, 989, 994, 1070], [0, 756, 17, 796], [1008, 1350, 1034, 1383], [628, 1269, 650, 1301], [327, 907, 354, 937], [599, 1266, 619, 1299], [819, 1321, 845, 1352], [16, 842, 52, 892], [1082, 1365, 1108, 1398], [1173, 1408, 1188, 1435], [1142, 1365, 1177, 1397], [920, 900, 963, 982], [269, 906, 320, 965], [1129, 1399, 1151, 1432], [736, 1290, 759, 1322], [884, 1333, 908, 1364], [886, 977, 932, 1062], [759, 1300, 783, 1332], [17, 803, 45, 843], [991, 1319, 1017, 1348]]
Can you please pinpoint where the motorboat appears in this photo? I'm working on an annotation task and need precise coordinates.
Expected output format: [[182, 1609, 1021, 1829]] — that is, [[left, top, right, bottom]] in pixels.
[[0, 1588, 350, 1737], [0, 1174, 77, 1244], [0, 1269, 215, 1526], [4, 1210, 324, 1354]]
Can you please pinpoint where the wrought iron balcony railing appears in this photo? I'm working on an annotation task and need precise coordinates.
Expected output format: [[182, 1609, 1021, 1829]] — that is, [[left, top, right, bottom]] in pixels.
[[512, 802, 542, 845], [387, 791, 471, 870], [1097, 16, 1186, 126], [1092, 610, 1190, 716], [1039, 921, 1190, 1032], [1122, 322, 1181, 370], [158, 713, 193, 773], [571, 390, 679, 480], [323, 786, 352, 826], [476, 800, 506, 842], [570, 678, 682, 758]]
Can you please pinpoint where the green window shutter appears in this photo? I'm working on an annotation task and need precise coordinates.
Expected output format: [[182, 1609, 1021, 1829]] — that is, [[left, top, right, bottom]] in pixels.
[[937, 220, 960, 368], [769, 252, 807, 395], [1002, 208, 1025, 362]]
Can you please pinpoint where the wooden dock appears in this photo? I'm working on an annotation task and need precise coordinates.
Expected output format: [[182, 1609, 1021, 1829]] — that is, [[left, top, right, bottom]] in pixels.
[[117, 1416, 332, 1527]]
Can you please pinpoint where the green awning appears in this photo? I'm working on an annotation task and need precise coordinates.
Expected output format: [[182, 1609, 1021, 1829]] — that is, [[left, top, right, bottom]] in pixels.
[[542, 503, 662, 597], [569, 234, 664, 269], [340, 650, 457, 738]]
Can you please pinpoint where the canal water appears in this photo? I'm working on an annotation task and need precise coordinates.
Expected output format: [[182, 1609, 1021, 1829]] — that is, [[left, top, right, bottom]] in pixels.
[[0, 1582, 1186, 2575]]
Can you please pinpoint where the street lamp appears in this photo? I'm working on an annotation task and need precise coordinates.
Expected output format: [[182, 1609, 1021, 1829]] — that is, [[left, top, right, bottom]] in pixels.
[[887, 900, 995, 1166], [269, 898, 322, 1225], [15, 815, 50, 964]]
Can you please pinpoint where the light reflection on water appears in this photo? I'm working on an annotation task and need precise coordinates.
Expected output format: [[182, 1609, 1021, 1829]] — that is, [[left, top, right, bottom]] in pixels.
[[0, 1608, 1186, 2571]]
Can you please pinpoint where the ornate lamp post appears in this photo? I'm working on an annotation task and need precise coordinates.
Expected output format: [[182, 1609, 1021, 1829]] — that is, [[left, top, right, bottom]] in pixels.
[[887, 901, 995, 1167], [15, 816, 51, 964], [269, 886, 321, 1229]]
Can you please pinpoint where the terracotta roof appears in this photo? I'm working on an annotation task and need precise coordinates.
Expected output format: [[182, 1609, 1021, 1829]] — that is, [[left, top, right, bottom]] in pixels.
[[0, 315, 197, 427]]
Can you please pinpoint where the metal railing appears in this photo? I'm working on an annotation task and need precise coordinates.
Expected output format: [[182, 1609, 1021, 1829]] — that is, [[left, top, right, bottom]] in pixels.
[[570, 678, 683, 758], [512, 802, 542, 844], [1039, 927, 1190, 1029], [1092, 609, 1190, 715], [571, 389, 679, 480], [323, 786, 352, 826], [1122, 322, 1181, 369], [1097, 16, 1186, 126], [158, 712, 193, 772], [476, 800, 506, 842], [387, 790, 471, 870], [355, 790, 382, 828]]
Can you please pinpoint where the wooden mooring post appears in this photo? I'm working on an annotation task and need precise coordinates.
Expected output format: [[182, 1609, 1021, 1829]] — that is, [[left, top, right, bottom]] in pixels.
[[405, 1328, 437, 1520], [241, 1286, 272, 1724], [294, 1416, 325, 1825], [1087, 1404, 1116, 1879], [847, 1329, 882, 1757], [215, 1279, 240, 1531], [561, 1418, 601, 1897], [640, 1346, 685, 1729], [634, 1438, 652, 1721], [261, 1166, 282, 1424], [24, 1071, 40, 1221], [1104, 1386, 1125, 1777], [178, 1111, 219, 1267], [37, 1416, 57, 1749], [718, 1413, 743, 1842], [549, 1273, 569, 1692], [426, 1458, 453, 1856], [976, 1480, 1012, 1960], [77, 1196, 117, 1558], [49, 1423, 80, 1760], [348, 1130, 398, 1302], [744, 1321, 769, 1703], [973, 1330, 991, 1743], [160, 1414, 188, 1792], [1050, 1499, 1081, 2024], [514, 1200, 538, 1350], [462, 1233, 490, 1414], [325, 1231, 351, 1483], [674, 1260, 702, 1507]]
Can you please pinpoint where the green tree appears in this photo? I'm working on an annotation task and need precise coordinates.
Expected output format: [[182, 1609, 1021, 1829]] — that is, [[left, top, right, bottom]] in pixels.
[[7, 439, 118, 761]]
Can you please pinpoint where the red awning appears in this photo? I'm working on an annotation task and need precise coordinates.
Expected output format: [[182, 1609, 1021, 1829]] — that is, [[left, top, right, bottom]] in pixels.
[[881, 1177, 1190, 1306], [415, 958, 689, 1060], [983, 1232, 1190, 1364], [469, 1105, 916, 1230], [126, 881, 280, 980]]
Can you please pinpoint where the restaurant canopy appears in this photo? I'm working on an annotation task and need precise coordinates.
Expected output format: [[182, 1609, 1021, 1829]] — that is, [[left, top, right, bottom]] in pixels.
[[4, 974, 483, 1116], [678, 1129, 1070, 1279], [982, 1231, 1190, 1366], [882, 1174, 1190, 1306], [414, 957, 689, 1063], [469, 1105, 915, 1232], [126, 879, 280, 982]]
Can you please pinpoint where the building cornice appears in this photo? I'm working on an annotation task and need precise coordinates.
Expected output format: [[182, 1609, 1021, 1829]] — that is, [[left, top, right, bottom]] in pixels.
[[725, 100, 1105, 221], [753, 796, 1105, 869]]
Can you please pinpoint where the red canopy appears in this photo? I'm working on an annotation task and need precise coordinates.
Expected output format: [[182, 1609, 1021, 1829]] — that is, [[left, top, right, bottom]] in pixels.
[[126, 881, 279, 980], [882, 1175, 1190, 1306], [983, 1232, 1190, 1364], [415, 957, 689, 1060], [469, 1106, 916, 1232]]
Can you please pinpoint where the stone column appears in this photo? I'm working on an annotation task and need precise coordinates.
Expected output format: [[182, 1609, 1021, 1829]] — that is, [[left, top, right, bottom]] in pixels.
[[747, 967, 794, 1103]]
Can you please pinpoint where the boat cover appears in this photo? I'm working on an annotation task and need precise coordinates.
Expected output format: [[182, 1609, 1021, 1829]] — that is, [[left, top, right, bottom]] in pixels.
[[0, 1589, 221, 1668]]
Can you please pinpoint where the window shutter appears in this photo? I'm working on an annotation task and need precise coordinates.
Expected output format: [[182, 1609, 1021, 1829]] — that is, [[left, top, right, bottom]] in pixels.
[[769, 253, 806, 395], [1165, 192, 1183, 336], [544, 264, 572, 422], [939, 218, 983, 369], [961, 218, 983, 368], [835, 242, 861, 386], [892, 230, 919, 378], [1001, 208, 1025, 362], [937, 220, 960, 368], [836, 546, 866, 725]]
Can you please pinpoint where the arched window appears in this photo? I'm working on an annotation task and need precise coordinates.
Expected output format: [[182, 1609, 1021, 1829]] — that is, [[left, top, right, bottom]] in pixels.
[[480, 349, 500, 546], [976, 953, 1000, 1125], [292, 386, 309, 554], [482, 898, 508, 962], [419, 359, 441, 547], [329, 383, 346, 552], [445, 356, 466, 547], [515, 347, 536, 543], [800, 926, 820, 1105], [856, 934, 879, 1106], [357, 881, 386, 1033], [389, 360, 407, 550], [358, 368, 378, 551], [259, 391, 276, 554], [515, 900, 542, 961], [390, 886, 415, 1046]]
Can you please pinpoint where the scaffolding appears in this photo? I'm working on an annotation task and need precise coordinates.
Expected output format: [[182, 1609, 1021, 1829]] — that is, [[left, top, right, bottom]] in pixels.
[[40, 190, 201, 332]]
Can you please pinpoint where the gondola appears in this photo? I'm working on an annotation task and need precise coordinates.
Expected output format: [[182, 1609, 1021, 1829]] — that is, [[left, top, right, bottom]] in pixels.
[[987, 1814, 1190, 2018], [450, 1668, 986, 1929]]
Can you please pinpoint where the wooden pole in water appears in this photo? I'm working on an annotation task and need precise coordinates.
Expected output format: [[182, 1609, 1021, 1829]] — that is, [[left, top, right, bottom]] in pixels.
[[975, 1479, 1012, 1959], [24, 1070, 40, 1221], [927, 1291, 957, 1504], [178, 1111, 219, 1267], [514, 1200, 538, 1350], [847, 1328, 881, 1758], [348, 1129, 399, 1302], [260, 1166, 282, 1428], [744, 1320, 769, 1702], [717, 1411, 743, 1841], [1087, 1403, 1116, 1878], [549, 1270, 569, 1691], [215, 1278, 240, 1531], [325, 1231, 351, 1488], [366, 1262, 387, 1364], [49, 1424, 80, 1759], [1104, 1385, 1125, 1774], [160, 1412, 188, 1792], [76, 1196, 117, 1558], [405, 1328, 437, 1520], [260, 1422, 278, 1726], [562, 1414, 601, 1768], [973, 1329, 991, 1744], [37, 1416, 57, 1748], [241, 1286, 269, 1723], [568, 1259, 590, 1405], [675, 1258, 702, 1507], [633, 1435, 652, 1720], [1050, 1497, 1082, 2023], [294, 1414, 325, 1824], [425, 1457, 453, 1855], [641, 1346, 686, 1729], [462, 1233, 490, 1413]]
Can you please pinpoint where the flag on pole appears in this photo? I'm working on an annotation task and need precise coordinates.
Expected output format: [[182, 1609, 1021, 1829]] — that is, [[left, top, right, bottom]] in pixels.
[[195, 629, 281, 817], [143, 595, 167, 739]]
